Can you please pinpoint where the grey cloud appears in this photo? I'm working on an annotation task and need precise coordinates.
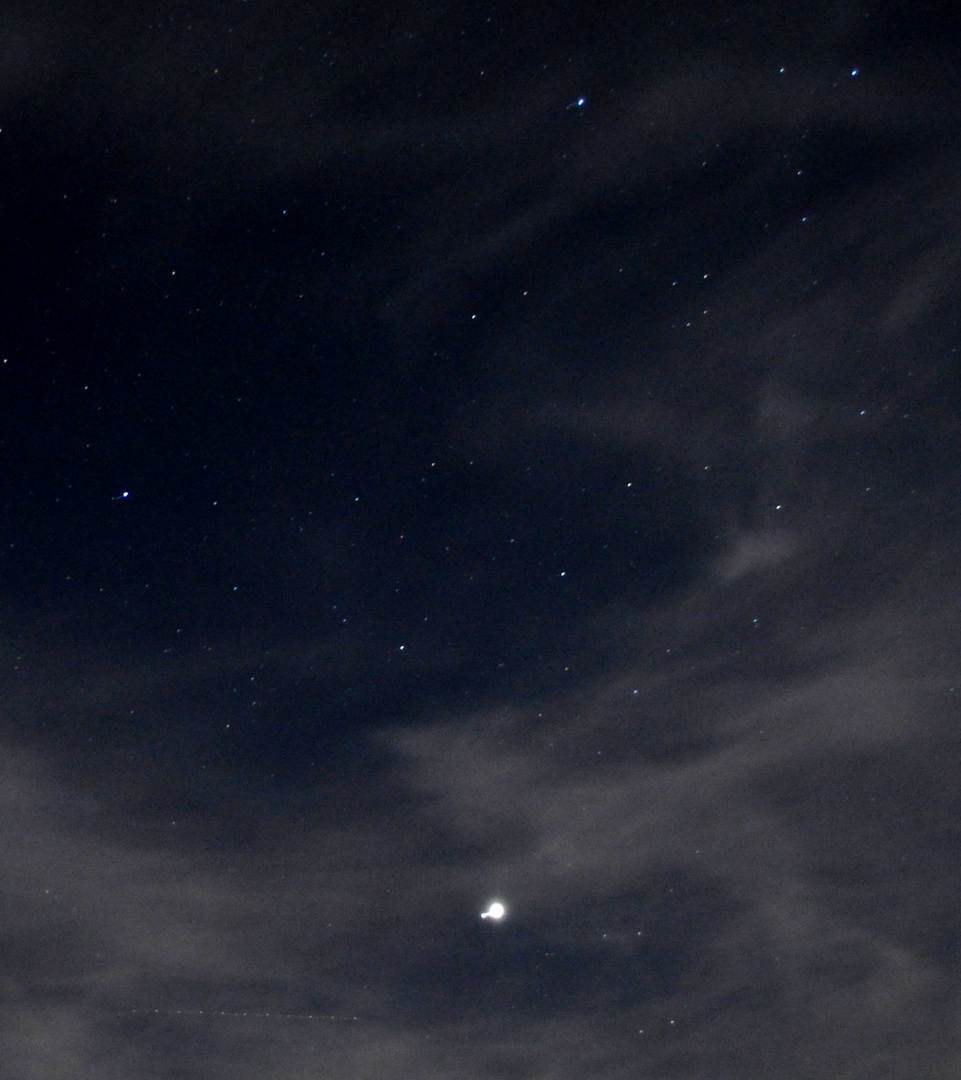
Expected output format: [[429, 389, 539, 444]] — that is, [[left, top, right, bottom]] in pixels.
[[384, 576, 961, 1071], [714, 530, 797, 580], [4, 548, 961, 1077]]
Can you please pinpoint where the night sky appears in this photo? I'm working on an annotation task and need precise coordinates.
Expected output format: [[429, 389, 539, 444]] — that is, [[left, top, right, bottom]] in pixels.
[[3, 2, 961, 1077]]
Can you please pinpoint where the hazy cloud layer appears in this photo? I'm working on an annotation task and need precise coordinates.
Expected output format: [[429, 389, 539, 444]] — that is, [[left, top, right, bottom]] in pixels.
[[3, 2, 961, 1077], [5, 540, 961, 1077]]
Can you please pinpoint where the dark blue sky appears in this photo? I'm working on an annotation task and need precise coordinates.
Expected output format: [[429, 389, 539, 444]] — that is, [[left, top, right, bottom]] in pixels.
[[2, 2, 961, 1077]]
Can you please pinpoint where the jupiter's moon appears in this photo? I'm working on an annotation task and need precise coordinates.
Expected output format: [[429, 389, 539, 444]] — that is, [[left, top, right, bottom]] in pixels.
[[480, 901, 506, 920]]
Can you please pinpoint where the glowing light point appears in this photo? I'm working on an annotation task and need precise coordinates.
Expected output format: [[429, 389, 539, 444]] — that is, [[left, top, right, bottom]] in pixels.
[[480, 901, 506, 920]]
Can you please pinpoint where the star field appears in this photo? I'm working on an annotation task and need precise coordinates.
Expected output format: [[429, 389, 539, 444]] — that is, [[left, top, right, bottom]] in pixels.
[[2, 2, 961, 1078]]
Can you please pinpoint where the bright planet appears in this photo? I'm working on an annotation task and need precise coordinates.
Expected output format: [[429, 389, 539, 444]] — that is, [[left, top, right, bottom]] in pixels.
[[480, 902, 506, 920]]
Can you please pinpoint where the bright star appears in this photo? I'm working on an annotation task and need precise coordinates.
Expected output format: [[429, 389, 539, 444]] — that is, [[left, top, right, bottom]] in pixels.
[[481, 901, 506, 920]]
